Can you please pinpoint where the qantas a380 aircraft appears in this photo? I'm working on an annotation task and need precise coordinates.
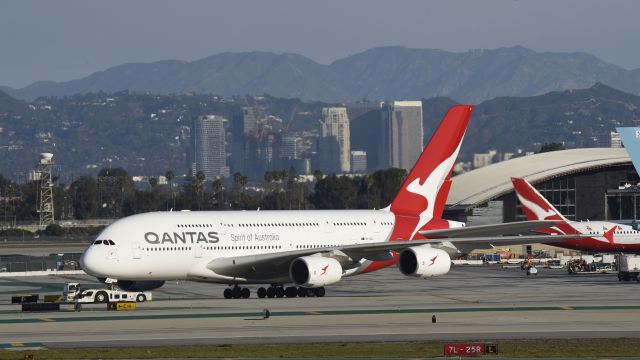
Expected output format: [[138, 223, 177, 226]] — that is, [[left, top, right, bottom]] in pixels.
[[80, 105, 568, 300], [512, 177, 640, 252]]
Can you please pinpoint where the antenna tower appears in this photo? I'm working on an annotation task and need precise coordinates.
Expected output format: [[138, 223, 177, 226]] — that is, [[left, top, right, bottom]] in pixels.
[[37, 153, 55, 226]]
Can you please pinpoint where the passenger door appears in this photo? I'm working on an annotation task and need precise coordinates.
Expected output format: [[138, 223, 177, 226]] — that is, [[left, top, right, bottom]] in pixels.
[[131, 240, 142, 259], [193, 243, 203, 258]]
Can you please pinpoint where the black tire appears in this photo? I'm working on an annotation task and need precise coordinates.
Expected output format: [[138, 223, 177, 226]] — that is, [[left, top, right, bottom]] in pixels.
[[285, 287, 297, 298], [95, 291, 108, 303], [232, 287, 242, 299], [136, 294, 146, 302], [257, 287, 267, 298], [314, 287, 326, 297], [275, 287, 285, 298], [241, 288, 250, 299], [223, 288, 233, 299], [266, 287, 276, 298], [297, 287, 307, 297]]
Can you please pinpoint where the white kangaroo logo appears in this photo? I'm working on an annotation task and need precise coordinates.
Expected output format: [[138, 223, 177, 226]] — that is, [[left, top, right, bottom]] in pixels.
[[405, 142, 462, 239], [516, 193, 556, 220]]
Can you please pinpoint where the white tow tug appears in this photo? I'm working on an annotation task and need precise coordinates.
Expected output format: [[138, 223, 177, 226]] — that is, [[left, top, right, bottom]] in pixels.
[[64, 279, 153, 303]]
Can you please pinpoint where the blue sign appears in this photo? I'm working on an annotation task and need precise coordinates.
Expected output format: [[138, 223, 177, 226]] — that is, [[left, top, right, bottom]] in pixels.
[[617, 127, 640, 174]]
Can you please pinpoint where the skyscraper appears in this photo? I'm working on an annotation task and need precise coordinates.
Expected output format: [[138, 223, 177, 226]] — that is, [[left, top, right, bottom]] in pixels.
[[320, 107, 350, 173], [381, 101, 424, 171], [192, 115, 229, 180], [350, 150, 367, 173]]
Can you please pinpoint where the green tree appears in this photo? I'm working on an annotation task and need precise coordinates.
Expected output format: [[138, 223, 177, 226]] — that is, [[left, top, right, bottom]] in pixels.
[[70, 176, 98, 220], [537, 142, 565, 153], [308, 174, 357, 209], [165, 170, 175, 210]]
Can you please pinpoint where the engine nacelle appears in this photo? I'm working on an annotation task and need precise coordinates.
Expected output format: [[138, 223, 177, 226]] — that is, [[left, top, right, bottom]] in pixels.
[[397, 246, 451, 278], [289, 256, 342, 288], [116, 280, 165, 292]]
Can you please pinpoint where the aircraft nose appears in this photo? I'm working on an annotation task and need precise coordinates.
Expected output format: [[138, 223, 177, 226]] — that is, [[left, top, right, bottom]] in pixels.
[[80, 246, 106, 277]]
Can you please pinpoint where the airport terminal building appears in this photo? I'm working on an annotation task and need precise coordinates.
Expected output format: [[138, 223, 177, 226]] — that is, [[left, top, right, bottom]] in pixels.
[[445, 148, 640, 226]]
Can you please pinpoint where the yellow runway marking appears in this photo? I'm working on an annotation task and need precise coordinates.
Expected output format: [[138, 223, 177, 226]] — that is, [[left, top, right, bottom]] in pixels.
[[39, 318, 56, 322], [10, 342, 24, 347], [306, 311, 322, 315], [560, 306, 574, 310]]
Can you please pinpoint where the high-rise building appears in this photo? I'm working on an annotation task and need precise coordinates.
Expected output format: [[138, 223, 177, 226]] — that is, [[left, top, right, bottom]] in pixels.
[[381, 101, 424, 171], [350, 151, 367, 173], [192, 115, 229, 180], [611, 131, 622, 148], [320, 107, 350, 173], [280, 135, 299, 160], [348, 102, 383, 172], [473, 150, 497, 169], [242, 107, 258, 135]]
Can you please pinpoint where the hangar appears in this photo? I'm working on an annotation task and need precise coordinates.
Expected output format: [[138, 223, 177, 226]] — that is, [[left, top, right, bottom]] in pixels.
[[445, 148, 639, 225]]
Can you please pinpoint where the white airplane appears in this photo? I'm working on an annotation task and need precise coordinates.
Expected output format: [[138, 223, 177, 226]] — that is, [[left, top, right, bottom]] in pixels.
[[512, 177, 640, 253], [80, 105, 568, 299]]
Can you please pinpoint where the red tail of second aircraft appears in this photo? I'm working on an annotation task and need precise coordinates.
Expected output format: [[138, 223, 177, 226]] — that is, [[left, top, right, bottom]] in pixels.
[[511, 177, 567, 222]]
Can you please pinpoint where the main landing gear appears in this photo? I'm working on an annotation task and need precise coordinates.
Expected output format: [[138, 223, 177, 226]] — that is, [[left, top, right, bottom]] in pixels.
[[223, 285, 251, 299], [223, 285, 325, 299], [256, 285, 325, 299]]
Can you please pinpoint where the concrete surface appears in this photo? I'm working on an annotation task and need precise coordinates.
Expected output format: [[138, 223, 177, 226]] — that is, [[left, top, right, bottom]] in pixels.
[[0, 265, 639, 348]]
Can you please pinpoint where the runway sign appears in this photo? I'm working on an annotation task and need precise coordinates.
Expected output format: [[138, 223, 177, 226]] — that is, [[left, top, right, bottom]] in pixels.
[[444, 343, 498, 356]]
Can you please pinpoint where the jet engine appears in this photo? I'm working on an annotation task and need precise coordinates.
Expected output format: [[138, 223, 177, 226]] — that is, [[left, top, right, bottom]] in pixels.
[[289, 256, 342, 288], [397, 246, 451, 278], [116, 280, 165, 292]]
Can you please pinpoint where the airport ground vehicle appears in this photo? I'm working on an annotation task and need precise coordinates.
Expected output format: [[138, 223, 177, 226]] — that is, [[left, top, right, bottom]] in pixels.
[[618, 255, 640, 281], [64, 282, 152, 303]]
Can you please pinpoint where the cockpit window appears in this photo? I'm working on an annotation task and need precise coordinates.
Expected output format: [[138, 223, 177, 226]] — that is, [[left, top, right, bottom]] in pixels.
[[93, 240, 103, 245], [108, 240, 115, 245]]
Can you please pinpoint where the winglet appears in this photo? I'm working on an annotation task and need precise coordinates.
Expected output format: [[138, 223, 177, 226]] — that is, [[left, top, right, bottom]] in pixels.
[[603, 225, 618, 245]]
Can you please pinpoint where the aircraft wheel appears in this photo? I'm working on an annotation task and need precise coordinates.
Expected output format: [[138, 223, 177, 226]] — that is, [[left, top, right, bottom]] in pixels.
[[136, 294, 147, 302], [232, 287, 242, 299], [275, 287, 285, 298], [223, 288, 232, 299], [297, 287, 307, 297], [266, 287, 276, 298], [314, 287, 325, 297], [285, 287, 297, 298], [241, 288, 250, 299], [257, 287, 267, 298]]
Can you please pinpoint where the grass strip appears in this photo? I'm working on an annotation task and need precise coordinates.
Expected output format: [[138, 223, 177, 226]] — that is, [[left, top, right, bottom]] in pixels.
[[2, 338, 640, 359]]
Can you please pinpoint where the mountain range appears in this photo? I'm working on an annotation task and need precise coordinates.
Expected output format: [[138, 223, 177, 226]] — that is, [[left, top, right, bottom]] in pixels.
[[3, 46, 640, 103]]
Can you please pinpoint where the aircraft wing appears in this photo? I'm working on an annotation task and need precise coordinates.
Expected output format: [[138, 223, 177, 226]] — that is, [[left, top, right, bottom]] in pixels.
[[206, 234, 580, 279], [419, 220, 558, 238]]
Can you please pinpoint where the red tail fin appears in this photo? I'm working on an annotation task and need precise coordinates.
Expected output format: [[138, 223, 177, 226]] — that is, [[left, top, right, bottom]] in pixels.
[[603, 225, 618, 245], [390, 105, 472, 217], [433, 179, 452, 219], [511, 177, 566, 222], [389, 105, 472, 239]]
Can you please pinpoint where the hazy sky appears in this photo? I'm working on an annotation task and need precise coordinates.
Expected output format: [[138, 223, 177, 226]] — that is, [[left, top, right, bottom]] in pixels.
[[1, 0, 639, 88]]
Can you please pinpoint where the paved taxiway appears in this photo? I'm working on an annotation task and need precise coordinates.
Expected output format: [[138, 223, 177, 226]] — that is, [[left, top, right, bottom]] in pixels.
[[1, 266, 640, 347]]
